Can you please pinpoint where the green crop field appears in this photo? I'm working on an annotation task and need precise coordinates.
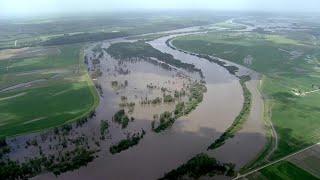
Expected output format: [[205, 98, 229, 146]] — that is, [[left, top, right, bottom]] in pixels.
[[172, 30, 320, 161], [288, 145, 320, 178], [0, 12, 226, 138], [0, 44, 99, 138], [248, 161, 318, 180]]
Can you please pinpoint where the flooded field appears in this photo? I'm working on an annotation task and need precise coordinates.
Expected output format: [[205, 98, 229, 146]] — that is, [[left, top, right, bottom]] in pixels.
[[1, 28, 266, 180], [32, 36, 241, 179]]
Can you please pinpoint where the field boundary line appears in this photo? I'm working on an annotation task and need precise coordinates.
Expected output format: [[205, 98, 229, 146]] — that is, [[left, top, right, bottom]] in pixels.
[[233, 142, 320, 179]]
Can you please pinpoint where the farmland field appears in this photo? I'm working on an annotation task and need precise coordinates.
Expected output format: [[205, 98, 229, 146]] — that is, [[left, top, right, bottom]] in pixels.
[[0, 13, 221, 137], [0, 44, 98, 137], [287, 144, 320, 178], [1, 9, 320, 179], [172, 27, 320, 163], [247, 161, 318, 180]]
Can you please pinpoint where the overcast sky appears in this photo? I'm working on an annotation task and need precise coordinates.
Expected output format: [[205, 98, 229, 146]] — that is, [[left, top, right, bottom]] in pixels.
[[1, 0, 319, 17]]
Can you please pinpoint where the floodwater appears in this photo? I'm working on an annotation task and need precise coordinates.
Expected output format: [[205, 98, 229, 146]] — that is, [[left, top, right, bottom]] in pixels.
[[32, 34, 245, 179], [149, 34, 266, 169], [29, 25, 268, 179], [209, 72, 266, 168]]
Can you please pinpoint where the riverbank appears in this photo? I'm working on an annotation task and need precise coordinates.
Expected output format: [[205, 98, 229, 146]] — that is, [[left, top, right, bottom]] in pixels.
[[165, 34, 266, 170]]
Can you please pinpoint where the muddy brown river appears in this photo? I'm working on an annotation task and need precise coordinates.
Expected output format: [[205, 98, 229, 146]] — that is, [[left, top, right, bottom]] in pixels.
[[30, 30, 266, 180], [152, 34, 266, 168]]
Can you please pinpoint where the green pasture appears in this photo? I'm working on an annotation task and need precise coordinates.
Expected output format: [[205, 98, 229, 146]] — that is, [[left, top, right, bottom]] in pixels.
[[0, 45, 98, 137], [172, 31, 320, 160], [248, 161, 318, 180]]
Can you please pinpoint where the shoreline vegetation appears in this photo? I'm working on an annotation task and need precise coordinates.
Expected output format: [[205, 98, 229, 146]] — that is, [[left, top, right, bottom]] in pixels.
[[109, 129, 146, 154], [0, 138, 10, 159], [159, 153, 235, 180], [100, 120, 109, 140], [0, 110, 100, 179], [112, 109, 130, 129], [165, 38, 253, 150], [1, 13, 319, 180], [170, 31, 320, 165], [240, 84, 274, 172], [0, 146, 97, 179], [165, 38, 239, 75], [152, 81, 207, 132], [168, 30, 320, 180], [208, 75, 252, 150], [106, 41, 204, 78], [107, 41, 208, 132]]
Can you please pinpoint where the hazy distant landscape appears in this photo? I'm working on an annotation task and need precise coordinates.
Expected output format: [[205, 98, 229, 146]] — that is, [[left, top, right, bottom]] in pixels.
[[1, 0, 320, 179]]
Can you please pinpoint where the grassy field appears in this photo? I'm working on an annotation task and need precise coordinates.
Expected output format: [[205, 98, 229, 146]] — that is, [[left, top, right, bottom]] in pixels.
[[0, 12, 225, 137], [247, 161, 319, 180], [0, 44, 98, 138], [172, 30, 320, 162]]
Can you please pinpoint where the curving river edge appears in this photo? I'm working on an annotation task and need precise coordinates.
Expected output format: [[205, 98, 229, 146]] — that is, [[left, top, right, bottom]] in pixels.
[[32, 27, 266, 180]]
